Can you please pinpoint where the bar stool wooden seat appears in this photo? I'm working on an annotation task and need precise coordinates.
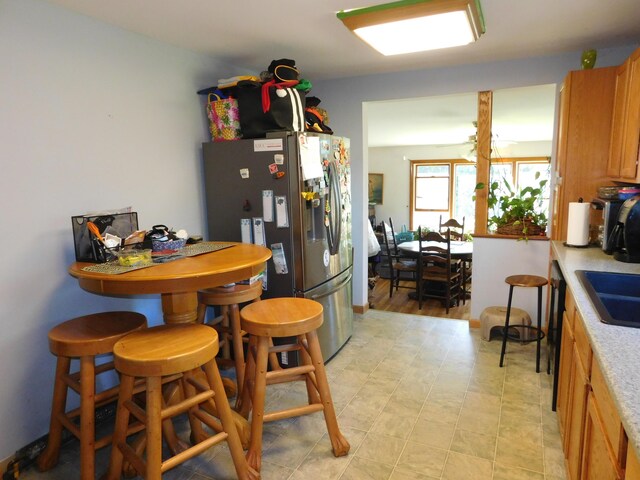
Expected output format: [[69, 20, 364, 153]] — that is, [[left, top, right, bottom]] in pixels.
[[197, 280, 280, 401], [104, 323, 257, 480], [238, 297, 350, 472], [499, 274, 548, 372], [197, 281, 262, 396], [37, 311, 147, 480]]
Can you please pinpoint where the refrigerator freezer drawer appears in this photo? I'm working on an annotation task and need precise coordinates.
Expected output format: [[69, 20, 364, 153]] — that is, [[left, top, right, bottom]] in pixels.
[[302, 267, 353, 362]]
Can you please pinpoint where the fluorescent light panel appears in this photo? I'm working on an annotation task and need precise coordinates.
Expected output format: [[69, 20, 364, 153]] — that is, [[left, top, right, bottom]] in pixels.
[[338, 0, 485, 56]]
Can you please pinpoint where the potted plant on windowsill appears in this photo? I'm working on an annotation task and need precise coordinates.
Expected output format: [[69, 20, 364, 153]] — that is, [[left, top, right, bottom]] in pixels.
[[475, 172, 548, 239]]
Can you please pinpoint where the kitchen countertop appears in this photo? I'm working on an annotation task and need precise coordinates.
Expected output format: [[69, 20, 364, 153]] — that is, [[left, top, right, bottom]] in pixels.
[[552, 241, 640, 455]]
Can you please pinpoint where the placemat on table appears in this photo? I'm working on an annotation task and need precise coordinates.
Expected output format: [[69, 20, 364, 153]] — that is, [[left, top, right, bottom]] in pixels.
[[81, 242, 233, 274]]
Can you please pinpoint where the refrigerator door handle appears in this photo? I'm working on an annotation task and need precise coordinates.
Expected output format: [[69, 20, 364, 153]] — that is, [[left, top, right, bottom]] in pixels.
[[327, 163, 342, 255], [309, 273, 352, 300]]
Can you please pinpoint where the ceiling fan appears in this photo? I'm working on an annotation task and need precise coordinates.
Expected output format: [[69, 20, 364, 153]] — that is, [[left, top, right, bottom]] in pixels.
[[438, 121, 516, 162]]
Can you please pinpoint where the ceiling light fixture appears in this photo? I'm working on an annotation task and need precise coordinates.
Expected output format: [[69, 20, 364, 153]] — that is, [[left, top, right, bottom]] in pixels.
[[337, 0, 485, 56]]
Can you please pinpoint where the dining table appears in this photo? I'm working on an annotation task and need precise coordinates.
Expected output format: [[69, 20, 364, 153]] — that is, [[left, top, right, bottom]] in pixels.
[[68, 241, 272, 450], [397, 239, 473, 259], [397, 240, 473, 303]]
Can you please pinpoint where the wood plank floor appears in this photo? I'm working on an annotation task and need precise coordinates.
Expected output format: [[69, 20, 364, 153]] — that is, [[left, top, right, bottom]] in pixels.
[[367, 276, 471, 320]]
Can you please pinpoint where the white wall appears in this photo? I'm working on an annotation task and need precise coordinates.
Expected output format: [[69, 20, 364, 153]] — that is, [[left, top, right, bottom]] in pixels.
[[312, 46, 636, 310], [368, 141, 553, 229], [470, 238, 551, 323], [0, 0, 242, 460]]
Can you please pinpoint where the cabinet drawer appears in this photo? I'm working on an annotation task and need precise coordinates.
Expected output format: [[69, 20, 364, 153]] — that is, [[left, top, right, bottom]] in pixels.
[[573, 312, 592, 378], [591, 359, 627, 466]]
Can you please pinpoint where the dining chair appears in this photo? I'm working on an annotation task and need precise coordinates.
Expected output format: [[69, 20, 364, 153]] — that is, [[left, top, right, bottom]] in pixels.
[[381, 220, 417, 297], [416, 228, 462, 313], [439, 215, 472, 303], [439, 215, 465, 241]]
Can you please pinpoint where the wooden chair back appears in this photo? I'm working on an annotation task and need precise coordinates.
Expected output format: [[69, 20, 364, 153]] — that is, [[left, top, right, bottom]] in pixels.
[[439, 216, 465, 241], [382, 220, 416, 298], [416, 228, 461, 312]]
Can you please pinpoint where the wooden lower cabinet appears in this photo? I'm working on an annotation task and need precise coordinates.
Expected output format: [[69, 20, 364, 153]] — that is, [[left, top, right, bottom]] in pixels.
[[566, 342, 590, 479], [627, 445, 640, 480], [557, 309, 574, 442], [557, 285, 633, 479], [581, 392, 622, 480]]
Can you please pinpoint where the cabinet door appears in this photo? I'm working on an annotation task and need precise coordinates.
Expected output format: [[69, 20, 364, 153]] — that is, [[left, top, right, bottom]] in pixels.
[[557, 311, 575, 445], [566, 343, 589, 480], [620, 48, 640, 181], [580, 393, 621, 480], [552, 68, 617, 241], [607, 59, 630, 178], [627, 444, 640, 480]]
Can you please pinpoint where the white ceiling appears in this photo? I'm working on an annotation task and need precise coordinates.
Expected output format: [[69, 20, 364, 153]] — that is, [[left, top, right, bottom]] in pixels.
[[43, 0, 640, 147]]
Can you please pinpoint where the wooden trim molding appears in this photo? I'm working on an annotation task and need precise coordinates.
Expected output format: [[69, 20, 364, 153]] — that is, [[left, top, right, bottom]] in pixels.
[[353, 304, 368, 314]]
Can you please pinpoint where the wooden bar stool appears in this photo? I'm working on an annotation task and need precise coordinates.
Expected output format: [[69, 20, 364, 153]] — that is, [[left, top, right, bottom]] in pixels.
[[37, 311, 147, 480], [238, 297, 350, 472], [197, 280, 280, 401], [499, 274, 548, 372], [104, 323, 257, 480]]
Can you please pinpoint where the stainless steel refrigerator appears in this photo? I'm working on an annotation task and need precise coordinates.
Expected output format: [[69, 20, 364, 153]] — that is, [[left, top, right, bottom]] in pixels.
[[202, 132, 353, 362]]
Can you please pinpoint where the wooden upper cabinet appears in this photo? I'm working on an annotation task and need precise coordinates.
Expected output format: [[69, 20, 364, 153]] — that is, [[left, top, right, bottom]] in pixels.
[[608, 47, 640, 182], [553, 67, 617, 241], [607, 58, 631, 178]]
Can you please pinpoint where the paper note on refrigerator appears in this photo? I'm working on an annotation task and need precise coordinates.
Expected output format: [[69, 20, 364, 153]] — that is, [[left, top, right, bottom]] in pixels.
[[240, 218, 252, 243], [262, 190, 274, 222], [271, 242, 288, 274], [299, 135, 323, 180], [275, 196, 289, 228], [252, 218, 266, 246]]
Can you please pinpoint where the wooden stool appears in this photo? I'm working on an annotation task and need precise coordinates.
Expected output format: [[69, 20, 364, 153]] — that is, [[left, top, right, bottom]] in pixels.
[[238, 297, 350, 472], [480, 306, 532, 341], [499, 275, 548, 372], [37, 311, 147, 480], [104, 324, 257, 480], [197, 280, 280, 401]]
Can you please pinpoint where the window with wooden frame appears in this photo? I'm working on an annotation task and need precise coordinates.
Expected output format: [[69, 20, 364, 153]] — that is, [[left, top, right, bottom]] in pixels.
[[410, 157, 550, 232]]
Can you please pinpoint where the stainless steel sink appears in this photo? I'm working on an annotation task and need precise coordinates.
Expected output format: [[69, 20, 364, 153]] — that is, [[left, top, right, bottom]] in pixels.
[[576, 270, 640, 328]]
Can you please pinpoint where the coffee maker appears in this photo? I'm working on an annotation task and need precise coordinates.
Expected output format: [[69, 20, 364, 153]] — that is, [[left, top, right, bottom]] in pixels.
[[607, 195, 640, 263], [592, 197, 623, 252]]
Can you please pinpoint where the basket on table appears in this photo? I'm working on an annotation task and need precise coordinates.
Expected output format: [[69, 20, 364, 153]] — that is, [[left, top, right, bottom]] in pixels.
[[151, 238, 186, 252]]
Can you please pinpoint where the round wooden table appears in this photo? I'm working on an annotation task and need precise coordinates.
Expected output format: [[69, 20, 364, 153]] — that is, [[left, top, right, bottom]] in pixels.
[[69, 242, 272, 324], [68, 242, 272, 450]]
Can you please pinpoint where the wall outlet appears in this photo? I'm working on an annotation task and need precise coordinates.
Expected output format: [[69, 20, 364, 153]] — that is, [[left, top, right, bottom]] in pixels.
[[281, 351, 288, 365]]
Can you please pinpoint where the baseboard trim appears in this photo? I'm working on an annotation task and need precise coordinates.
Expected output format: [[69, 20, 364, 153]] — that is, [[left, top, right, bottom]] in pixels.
[[353, 304, 368, 314], [469, 319, 480, 328]]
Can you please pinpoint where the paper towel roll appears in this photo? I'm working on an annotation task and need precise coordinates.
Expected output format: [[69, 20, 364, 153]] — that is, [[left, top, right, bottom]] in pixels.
[[566, 202, 591, 246]]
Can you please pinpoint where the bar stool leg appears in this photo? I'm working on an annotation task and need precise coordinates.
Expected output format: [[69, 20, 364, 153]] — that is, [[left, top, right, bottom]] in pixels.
[[237, 336, 257, 418], [202, 359, 258, 480], [79, 356, 96, 480], [536, 285, 543, 373], [146, 376, 163, 480], [298, 335, 321, 405], [499, 285, 515, 368], [104, 374, 135, 480], [37, 356, 71, 471], [229, 304, 245, 395], [305, 330, 350, 457], [245, 336, 270, 472]]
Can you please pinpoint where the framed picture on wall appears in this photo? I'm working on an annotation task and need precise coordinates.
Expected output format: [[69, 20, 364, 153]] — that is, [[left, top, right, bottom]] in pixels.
[[368, 173, 384, 205]]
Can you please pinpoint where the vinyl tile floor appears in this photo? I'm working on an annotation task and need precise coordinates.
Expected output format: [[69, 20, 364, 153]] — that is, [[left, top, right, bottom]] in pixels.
[[23, 309, 566, 479]]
